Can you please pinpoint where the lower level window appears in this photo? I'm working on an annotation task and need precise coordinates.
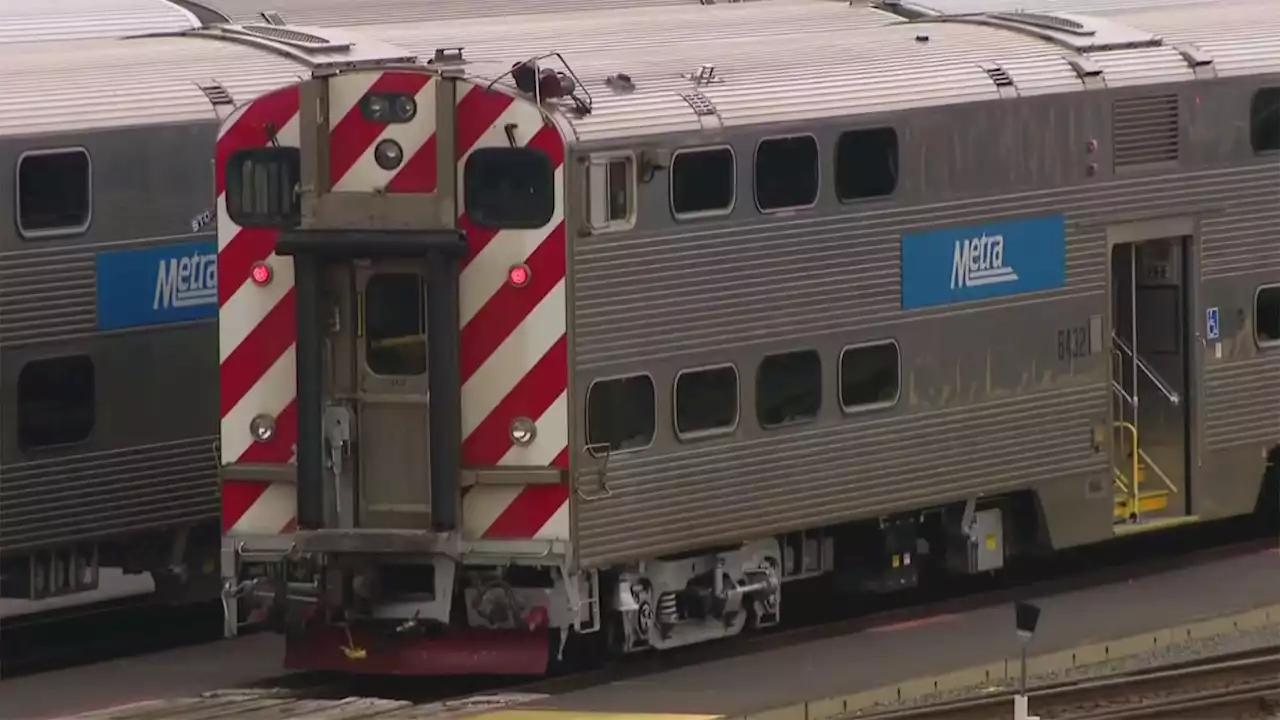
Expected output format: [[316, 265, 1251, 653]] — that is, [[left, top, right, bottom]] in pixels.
[[18, 355, 96, 450], [586, 375, 656, 455], [674, 364, 739, 438], [839, 341, 900, 412], [1256, 284, 1280, 345]]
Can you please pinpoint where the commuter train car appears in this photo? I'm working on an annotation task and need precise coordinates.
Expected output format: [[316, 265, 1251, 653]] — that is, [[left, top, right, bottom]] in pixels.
[[204, 0, 1280, 675], [0, 1, 227, 605]]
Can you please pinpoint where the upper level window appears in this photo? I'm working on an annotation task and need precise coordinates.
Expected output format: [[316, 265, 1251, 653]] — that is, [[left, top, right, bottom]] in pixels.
[[839, 341, 900, 412], [464, 147, 554, 229], [18, 355, 96, 451], [1251, 88, 1280, 153], [756, 349, 822, 429], [670, 146, 735, 219], [587, 153, 635, 232], [674, 364, 739, 439], [225, 147, 301, 229], [17, 148, 92, 238], [364, 273, 426, 376], [755, 135, 819, 212], [1256, 285, 1280, 346], [835, 128, 898, 201], [586, 374, 656, 456]]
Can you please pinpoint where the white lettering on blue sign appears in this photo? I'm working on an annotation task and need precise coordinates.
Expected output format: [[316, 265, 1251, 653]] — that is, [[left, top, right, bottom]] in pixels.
[[154, 251, 218, 311], [950, 233, 1019, 290], [1206, 307, 1220, 341]]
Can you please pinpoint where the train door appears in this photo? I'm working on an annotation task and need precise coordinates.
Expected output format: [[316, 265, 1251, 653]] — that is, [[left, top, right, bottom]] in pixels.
[[1109, 237, 1194, 528]]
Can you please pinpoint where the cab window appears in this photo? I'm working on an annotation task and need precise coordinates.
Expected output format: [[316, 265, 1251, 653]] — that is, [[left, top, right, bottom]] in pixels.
[[464, 147, 555, 229]]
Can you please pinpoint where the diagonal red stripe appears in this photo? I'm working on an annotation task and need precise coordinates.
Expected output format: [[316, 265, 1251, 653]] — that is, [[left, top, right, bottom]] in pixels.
[[217, 226, 278, 306], [385, 133, 437, 193], [454, 87, 514, 159], [215, 85, 299, 197], [481, 484, 570, 539], [221, 480, 269, 533], [459, 221, 565, 384], [219, 288, 297, 417], [328, 72, 432, 188], [462, 335, 568, 467], [237, 398, 298, 465], [550, 447, 569, 470], [461, 125, 565, 267]]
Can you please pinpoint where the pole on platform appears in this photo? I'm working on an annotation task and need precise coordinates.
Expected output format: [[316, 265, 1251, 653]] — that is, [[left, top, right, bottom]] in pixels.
[[1014, 601, 1041, 720]]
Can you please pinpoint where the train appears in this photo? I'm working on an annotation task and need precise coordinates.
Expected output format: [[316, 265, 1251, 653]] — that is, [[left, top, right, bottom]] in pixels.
[[1, 0, 1277, 678]]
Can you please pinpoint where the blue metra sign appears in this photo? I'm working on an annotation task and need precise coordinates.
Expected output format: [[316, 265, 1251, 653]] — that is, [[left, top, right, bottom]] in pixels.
[[95, 240, 218, 331], [900, 213, 1067, 310]]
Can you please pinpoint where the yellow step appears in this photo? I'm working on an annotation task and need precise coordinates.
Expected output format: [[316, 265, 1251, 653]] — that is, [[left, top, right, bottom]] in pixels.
[[1113, 489, 1170, 520]]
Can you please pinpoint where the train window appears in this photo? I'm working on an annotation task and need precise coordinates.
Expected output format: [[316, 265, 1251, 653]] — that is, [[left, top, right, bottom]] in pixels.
[[225, 148, 301, 229], [755, 135, 819, 213], [839, 341, 900, 412], [364, 273, 427, 376], [1251, 88, 1280, 153], [18, 355, 95, 451], [674, 364, 739, 439], [835, 128, 898, 201], [670, 146, 735, 219], [586, 374, 656, 456], [17, 148, 92, 238], [1255, 285, 1280, 346], [464, 147, 555, 229], [756, 349, 822, 429], [587, 153, 636, 232]]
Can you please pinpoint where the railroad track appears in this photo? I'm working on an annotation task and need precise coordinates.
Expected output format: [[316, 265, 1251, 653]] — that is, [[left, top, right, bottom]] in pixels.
[[850, 646, 1280, 719]]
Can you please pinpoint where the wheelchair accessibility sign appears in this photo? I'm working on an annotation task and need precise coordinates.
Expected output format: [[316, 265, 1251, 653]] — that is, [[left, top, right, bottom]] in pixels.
[[1206, 307, 1220, 341]]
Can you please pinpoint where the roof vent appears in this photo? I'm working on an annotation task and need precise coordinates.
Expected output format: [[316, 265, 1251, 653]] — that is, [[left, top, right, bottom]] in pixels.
[[988, 12, 1091, 36], [198, 81, 234, 106], [233, 24, 352, 52], [260, 11, 285, 26], [1113, 95, 1180, 170]]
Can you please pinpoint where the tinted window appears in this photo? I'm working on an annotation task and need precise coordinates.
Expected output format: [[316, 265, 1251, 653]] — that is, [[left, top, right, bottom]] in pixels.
[[1257, 285, 1280, 345], [671, 147, 734, 218], [674, 364, 738, 438], [464, 147, 554, 229], [225, 147, 301, 228], [835, 128, 898, 201], [365, 273, 426, 376], [756, 349, 822, 428], [839, 342, 900, 411], [18, 149, 91, 237], [586, 375, 656, 455], [1252, 88, 1280, 153], [755, 136, 819, 212], [18, 355, 95, 450]]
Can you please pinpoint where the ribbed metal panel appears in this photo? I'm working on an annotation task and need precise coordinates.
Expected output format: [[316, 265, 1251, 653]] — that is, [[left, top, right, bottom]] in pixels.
[[1201, 168, 1280, 280], [1112, 94, 1180, 169], [0, 436, 219, 552], [0, 0, 199, 45], [0, 248, 97, 347], [198, 0, 742, 26], [1205, 356, 1280, 449], [0, 36, 305, 138]]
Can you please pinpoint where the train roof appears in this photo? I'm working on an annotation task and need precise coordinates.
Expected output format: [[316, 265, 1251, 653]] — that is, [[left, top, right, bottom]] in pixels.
[[0, 0, 199, 45], [0, 0, 1276, 142]]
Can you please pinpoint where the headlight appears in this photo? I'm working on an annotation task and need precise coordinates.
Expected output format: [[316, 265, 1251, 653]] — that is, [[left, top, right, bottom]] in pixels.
[[509, 417, 537, 446], [250, 414, 276, 443]]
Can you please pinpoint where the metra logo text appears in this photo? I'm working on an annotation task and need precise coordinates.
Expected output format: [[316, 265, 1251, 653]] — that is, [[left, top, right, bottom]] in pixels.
[[950, 233, 1019, 290], [154, 252, 217, 310]]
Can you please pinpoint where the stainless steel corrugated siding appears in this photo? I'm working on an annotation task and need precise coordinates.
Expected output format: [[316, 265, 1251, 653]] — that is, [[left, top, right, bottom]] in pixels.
[[199, 0, 739, 25], [0, 436, 218, 551], [1109, 0, 1280, 76], [909, 0, 1222, 15], [0, 245, 97, 347], [0, 0, 198, 45], [571, 166, 1271, 566], [0, 37, 304, 138]]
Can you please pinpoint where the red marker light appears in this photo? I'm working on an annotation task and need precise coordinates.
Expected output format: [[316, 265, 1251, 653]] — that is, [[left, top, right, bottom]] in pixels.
[[508, 264, 530, 288], [250, 261, 273, 286]]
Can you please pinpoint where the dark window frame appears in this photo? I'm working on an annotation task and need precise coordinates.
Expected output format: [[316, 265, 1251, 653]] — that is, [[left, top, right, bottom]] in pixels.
[[1255, 284, 1280, 348], [753, 134, 820, 213], [1250, 87, 1280, 154], [673, 362, 740, 441], [463, 146, 556, 230], [224, 147, 302, 229], [363, 272, 428, 377], [585, 373, 658, 457], [586, 151, 637, 233], [834, 127, 900, 202], [17, 354, 96, 452], [755, 348, 823, 430], [16, 147, 93, 239], [838, 339, 901, 414], [669, 145, 737, 221]]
